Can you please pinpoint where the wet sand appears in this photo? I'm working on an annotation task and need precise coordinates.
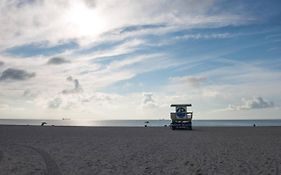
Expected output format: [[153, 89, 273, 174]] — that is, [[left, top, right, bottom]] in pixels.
[[0, 126, 280, 175]]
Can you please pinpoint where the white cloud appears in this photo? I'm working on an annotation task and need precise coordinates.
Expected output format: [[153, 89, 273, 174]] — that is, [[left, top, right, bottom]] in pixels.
[[227, 96, 275, 111], [22, 89, 40, 99], [0, 104, 9, 110], [141, 92, 158, 109], [48, 97, 62, 109], [62, 76, 83, 94]]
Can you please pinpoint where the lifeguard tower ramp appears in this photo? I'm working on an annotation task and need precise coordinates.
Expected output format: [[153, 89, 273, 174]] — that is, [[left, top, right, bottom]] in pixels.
[[170, 104, 193, 130]]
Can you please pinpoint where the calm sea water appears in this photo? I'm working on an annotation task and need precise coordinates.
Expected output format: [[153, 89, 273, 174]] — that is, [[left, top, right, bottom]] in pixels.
[[0, 119, 281, 127]]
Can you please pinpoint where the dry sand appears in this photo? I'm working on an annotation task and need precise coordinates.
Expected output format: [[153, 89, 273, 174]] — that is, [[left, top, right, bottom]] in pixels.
[[0, 126, 280, 175]]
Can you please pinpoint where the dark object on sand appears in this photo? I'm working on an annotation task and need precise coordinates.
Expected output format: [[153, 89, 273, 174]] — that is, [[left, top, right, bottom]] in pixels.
[[41, 122, 47, 126], [170, 104, 193, 130], [253, 124, 256, 127], [144, 121, 149, 127], [164, 125, 167, 127]]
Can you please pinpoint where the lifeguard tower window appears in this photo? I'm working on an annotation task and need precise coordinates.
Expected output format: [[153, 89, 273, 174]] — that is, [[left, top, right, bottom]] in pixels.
[[170, 104, 193, 130]]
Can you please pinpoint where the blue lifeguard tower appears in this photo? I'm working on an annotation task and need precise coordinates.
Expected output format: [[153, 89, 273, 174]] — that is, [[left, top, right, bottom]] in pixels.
[[170, 104, 193, 130]]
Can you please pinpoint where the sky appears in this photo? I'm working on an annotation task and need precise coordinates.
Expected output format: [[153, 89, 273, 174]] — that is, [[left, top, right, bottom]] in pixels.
[[0, 0, 281, 120]]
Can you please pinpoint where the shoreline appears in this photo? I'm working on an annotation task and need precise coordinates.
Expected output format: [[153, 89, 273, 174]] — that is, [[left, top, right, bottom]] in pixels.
[[1, 124, 281, 127]]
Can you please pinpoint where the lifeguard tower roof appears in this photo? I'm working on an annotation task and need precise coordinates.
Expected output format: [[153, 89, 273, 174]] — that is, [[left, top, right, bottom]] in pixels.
[[170, 104, 192, 107]]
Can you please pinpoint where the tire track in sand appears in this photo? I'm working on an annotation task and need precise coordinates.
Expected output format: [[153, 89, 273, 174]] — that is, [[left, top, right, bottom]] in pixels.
[[0, 150, 3, 163], [20, 145, 62, 175]]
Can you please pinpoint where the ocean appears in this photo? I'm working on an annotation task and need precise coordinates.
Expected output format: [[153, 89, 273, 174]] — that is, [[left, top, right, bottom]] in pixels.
[[0, 119, 281, 127]]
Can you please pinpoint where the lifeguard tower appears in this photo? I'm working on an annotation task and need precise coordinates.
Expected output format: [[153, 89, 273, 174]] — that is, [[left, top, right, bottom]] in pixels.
[[170, 104, 193, 130]]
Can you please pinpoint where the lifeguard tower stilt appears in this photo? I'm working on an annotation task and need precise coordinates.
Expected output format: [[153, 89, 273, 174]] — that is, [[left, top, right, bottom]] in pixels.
[[170, 104, 193, 130]]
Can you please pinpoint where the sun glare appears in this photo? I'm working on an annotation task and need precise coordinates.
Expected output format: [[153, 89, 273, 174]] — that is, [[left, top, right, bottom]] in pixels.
[[65, 2, 106, 37]]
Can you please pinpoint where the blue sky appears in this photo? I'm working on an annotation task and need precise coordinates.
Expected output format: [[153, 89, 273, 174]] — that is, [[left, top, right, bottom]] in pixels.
[[0, 0, 280, 119]]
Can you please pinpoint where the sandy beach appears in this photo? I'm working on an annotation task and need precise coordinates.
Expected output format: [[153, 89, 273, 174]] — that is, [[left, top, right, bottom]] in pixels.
[[0, 126, 280, 175]]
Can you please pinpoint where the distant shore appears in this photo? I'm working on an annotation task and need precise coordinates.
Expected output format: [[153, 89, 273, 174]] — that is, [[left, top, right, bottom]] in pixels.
[[0, 126, 280, 174]]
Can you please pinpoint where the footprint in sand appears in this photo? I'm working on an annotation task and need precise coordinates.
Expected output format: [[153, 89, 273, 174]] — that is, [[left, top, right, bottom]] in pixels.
[[261, 158, 279, 175], [237, 161, 253, 175]]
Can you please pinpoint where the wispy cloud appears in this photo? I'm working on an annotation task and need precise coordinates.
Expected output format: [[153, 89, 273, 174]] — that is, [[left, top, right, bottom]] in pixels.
[[170, 76, 208, 87], [79, 39, 146, 61], [176, 33, 233, 40], [0, 0, 255, 51]]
